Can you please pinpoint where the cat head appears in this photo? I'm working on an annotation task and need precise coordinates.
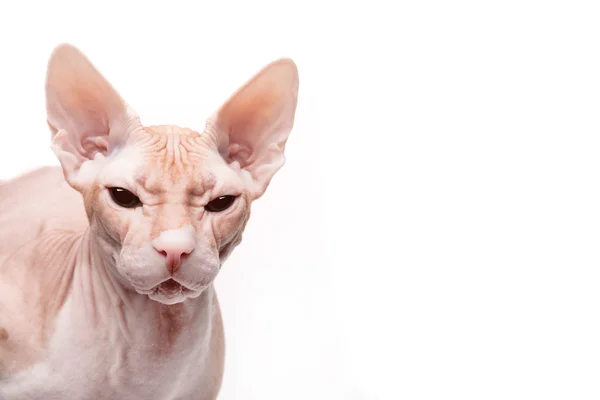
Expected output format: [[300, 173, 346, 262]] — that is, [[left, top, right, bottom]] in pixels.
[[45, 44, 299, 305]]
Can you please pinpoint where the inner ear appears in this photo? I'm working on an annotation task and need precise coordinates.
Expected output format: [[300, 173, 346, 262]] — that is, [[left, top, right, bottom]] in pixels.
[[218, 86, 289, 167], [209, 58, 299, 199], [45, 44, 140, 187]]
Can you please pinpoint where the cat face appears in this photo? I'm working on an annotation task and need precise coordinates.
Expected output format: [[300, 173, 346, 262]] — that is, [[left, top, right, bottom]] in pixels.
[[45, 44, 298, 304], [82, 126, 250, 304]]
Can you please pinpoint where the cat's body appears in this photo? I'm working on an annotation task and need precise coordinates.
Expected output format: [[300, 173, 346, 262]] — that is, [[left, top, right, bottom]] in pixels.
[[0, 45, 298, 399], [0, 167, 225, 400]]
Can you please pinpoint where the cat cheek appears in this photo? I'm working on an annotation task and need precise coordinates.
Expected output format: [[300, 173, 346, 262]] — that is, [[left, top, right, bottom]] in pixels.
[[214, 210, 249, 249], [96, 208, 129, 244]]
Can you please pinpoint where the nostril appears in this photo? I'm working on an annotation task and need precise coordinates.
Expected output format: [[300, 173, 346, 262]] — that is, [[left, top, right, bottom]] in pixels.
[[155, 248, 192, 259]]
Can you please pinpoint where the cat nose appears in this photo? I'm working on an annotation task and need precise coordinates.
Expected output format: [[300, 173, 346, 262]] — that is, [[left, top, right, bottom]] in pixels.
[[152, 226, 196, 274], [153, 243, 194, 274]]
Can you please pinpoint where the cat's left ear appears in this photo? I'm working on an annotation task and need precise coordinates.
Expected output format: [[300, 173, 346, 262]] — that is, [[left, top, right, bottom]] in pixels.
[[207, 58, 299, 199], [45, 44, 140, 189]]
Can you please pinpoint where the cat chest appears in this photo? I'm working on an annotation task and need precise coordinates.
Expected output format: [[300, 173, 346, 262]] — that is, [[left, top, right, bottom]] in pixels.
[[1, 314, 214, 399], [2, 336, 209, 399]]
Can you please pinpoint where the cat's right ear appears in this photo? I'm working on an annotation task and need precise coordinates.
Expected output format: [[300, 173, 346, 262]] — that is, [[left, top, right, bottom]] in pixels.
[[45, 44, 140, 189]]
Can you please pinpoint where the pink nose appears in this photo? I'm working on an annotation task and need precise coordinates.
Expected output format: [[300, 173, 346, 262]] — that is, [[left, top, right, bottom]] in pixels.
[[153, 244, 193, 274], [152, 227, 196, 274]]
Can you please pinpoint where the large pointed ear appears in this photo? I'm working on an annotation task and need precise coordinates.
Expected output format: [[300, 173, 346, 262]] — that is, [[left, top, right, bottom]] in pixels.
[[45, 44, 140, 189], [208, 58, 299, 199]]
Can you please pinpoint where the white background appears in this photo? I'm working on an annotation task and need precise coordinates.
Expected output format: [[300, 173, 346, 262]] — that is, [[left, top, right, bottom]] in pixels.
[[1, 1, 600, 399]]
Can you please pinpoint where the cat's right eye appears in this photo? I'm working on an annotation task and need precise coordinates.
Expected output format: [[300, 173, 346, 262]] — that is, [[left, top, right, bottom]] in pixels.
[[108, 187, 142, 208]]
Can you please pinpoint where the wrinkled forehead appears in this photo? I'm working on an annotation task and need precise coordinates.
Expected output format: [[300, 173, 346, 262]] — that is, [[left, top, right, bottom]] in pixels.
[[97, 126, 234, 196], [134, 157, 216, 196]]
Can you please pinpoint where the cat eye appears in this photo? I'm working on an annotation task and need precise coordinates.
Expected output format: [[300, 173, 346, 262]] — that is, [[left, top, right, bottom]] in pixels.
[[205, 195, 236, 213], [108, 187, 142, 208]]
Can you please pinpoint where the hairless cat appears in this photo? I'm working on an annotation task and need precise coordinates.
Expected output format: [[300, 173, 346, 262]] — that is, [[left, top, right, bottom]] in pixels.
[[0, 44, 299, 399]]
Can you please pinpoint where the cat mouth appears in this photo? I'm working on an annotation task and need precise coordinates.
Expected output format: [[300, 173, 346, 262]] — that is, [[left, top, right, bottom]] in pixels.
[[135, 279, 191, 296], [134, 278, 208, 304], [156, 279, 191, 297], [145, 279, 193, 305]]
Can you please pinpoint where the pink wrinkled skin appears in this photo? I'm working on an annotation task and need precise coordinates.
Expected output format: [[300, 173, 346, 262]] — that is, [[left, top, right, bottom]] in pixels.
[[0, 44, 299, 400]]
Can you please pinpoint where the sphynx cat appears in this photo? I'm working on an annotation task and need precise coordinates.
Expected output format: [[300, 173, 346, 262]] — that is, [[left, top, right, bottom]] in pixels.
[[0, 44, 299, 399]]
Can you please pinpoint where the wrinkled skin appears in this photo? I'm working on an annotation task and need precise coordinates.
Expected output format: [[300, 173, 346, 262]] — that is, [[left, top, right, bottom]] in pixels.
[[0, 44, 299, 400]]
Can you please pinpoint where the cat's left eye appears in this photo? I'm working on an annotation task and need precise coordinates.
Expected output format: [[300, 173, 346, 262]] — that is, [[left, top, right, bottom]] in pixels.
[[109, 187, 142, 208], [205, 195, 236, 212]]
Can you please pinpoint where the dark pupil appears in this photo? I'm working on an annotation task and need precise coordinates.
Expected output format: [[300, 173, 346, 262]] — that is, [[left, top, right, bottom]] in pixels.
[[206, 195, 235, 212], [109, 188, 140, 208]]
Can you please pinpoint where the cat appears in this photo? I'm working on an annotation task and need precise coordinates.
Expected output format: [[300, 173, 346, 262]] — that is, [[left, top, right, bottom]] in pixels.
[[0, 44, 299, 400]]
